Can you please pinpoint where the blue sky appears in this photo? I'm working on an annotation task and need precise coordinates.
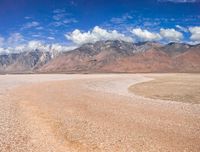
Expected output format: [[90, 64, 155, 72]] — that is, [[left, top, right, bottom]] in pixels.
[[0, 0, 200, 53]]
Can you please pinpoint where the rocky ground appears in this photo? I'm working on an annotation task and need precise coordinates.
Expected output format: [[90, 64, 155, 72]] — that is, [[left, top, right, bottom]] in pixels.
[[0, 74, 199, 152]]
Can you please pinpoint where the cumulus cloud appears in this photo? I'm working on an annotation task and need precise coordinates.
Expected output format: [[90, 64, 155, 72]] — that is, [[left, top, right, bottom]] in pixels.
[[51, 44, 77, 53], [189, 26, 200, 41], [5, 40, 46, 53], [160, 28, 183, 41], [131, 28, 161, 41], [0, 40, 77, 55], [27, 40, 46, 50], [48, 43, 77, 58], [65, 26, 133, 45]]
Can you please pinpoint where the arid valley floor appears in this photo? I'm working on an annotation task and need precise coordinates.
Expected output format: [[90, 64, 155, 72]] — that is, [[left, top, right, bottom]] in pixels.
[[0, 74, 199, 152]]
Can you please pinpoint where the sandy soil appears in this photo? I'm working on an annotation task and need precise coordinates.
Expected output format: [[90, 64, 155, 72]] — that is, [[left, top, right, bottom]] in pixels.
[[0, 74, 200, 152], [129, 74, 200, 104]]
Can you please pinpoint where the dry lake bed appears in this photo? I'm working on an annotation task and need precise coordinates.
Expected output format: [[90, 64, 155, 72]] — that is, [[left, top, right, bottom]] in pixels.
[[0, 74, 199, 152]]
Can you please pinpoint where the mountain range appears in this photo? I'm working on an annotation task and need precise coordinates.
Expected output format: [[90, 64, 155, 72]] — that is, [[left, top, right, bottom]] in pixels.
[[0, 50, 51, 73], [0, 40, 200, 73]]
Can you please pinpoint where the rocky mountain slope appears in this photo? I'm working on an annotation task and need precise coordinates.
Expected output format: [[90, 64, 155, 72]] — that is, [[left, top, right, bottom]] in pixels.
[[0, 40, 200, 73], [0, 50, 52, 73], [39, 40, 200, 73]]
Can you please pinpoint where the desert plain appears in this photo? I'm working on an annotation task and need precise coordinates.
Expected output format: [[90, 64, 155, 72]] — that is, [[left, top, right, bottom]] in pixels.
[[0, 73, 199, 152]]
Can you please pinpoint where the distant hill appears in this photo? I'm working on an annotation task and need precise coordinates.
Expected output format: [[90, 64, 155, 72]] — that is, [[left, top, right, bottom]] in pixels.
[[0, 40, 200, 73], [38, 40, 200, 73]]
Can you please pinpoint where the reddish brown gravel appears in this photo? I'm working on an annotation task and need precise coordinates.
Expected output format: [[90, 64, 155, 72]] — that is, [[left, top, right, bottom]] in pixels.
[[0, 74, 200, 152]]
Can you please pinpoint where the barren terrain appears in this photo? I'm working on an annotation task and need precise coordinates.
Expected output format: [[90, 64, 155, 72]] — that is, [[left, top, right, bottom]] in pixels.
[[129, 74, 200, 104], [0, 74, 199, 152]]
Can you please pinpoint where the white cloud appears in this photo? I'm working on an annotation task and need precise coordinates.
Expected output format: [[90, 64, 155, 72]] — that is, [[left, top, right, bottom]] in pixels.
[[53, 13, 68, 21], [111, 13, 133, 24], [0, 48, 6, 54], [3, 40, 49, 53], [52, 9, 70, 21], [176, 25, 188, 32], [35, 26, 44, 30], [51, 43, 77, 52], [0, 33, 23, 53], [63, 18, 78, 24], [7, 33, 24, 45], [27, 40, 45, 50], [65, 26, 133, 45], [9, 40, 45, 53], [160, 28, 183, 41], [52, 8, 77, 26], [51, 21, 63, 27], [24, 16, 32, 19], [51, 18, 77, 27], [131, 28, 161, 41], [32, 34, 41, 37], [0, 40, 77, 55], [50, 43, 77, 58], [187, 41, 200, 45], [22, 21, 40, 29], [53, 9, 66, 14], [47, 37, 55, 40], [189, 26, 200, 41], [0, 46, 24, 54]]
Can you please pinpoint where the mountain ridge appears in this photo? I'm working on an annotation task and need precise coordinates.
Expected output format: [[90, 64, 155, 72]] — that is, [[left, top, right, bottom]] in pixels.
[[0, 40, 200, 73], [39, 40, 200, 73]]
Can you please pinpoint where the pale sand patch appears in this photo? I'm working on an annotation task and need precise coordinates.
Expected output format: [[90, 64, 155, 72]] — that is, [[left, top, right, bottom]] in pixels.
[[129, 74, 200, 104], [0, 74, 200, 152], [84, 74, 153, 97]]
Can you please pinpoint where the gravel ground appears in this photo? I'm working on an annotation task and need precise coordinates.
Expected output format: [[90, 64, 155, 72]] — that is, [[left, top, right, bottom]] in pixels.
[[0, 74, 200, 152]]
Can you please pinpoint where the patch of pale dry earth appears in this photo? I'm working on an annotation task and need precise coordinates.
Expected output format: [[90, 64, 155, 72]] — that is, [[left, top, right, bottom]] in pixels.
[[0, 74, 200, 152]]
